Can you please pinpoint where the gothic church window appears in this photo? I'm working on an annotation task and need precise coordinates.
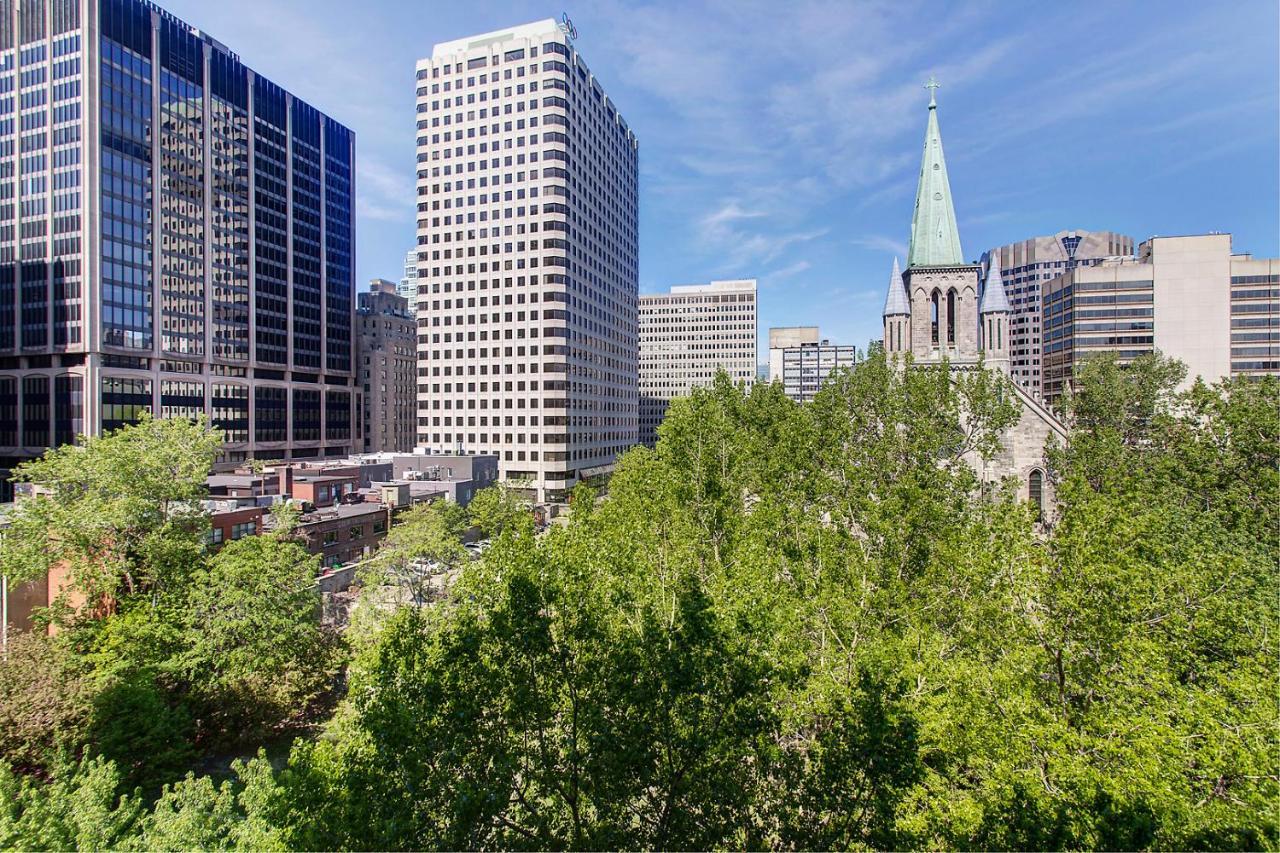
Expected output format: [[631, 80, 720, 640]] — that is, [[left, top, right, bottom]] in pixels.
[[946, 288, 957, 346]]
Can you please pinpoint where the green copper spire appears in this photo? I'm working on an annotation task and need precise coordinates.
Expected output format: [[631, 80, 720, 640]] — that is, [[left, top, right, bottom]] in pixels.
[[907, 78, 964, 268]]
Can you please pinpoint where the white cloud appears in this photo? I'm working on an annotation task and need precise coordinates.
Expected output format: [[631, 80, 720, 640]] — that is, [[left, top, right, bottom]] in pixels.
[[356, 157, 414, 223], [697, 200, 827, 268], [852, 235, 909, 258], [764, 260, 812, 283]]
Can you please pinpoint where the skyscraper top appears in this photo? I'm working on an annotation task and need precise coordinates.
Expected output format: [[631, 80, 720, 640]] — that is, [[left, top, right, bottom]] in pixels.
[[430, 19, 564, 58], [907, 82, 965, 268]]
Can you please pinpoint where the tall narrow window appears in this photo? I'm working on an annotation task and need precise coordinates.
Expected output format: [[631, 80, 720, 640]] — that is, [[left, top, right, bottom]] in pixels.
[[1029, 469, 1044, 521], [946, 288, 957, 346], [930, 290, 939, 345]]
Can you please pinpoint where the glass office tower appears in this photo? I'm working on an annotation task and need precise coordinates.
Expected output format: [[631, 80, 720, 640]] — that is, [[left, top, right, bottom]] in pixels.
[[0, 0, 356, 496]]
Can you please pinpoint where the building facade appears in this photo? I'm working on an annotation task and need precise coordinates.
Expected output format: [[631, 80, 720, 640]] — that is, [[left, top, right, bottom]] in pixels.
[[779, 338, 857, 403], [398, 248, 417, 311], [358, 278, 415, 453], [414, 19, 639, 502], [1041, 233, 1279, 405], [0, 0, 358, 496], [882, 83, 1066, 517], [982, 230, 1135, 396], [766, 326, 818, 384], [766, 326, 856, 403], [637, 279, 756, 446]]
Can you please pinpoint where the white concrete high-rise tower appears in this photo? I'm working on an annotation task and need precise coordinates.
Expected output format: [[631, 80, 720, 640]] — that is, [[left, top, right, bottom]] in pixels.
[[414, 20, 640, 503]]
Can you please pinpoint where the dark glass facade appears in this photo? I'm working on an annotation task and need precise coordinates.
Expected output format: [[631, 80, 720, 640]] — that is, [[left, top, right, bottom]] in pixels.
[[0, 0, 356, 485]]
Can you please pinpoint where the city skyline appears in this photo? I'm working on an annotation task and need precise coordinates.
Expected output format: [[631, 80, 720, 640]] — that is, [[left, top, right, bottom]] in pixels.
[[151, 0, 1280, 357]]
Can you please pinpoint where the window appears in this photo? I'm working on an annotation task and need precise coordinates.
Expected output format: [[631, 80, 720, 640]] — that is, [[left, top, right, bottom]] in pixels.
[[349, 525, 364, 540], [231, 521, 256, 540], [373, 520, 387, 534], [930, 290, 940, 345], [1029, 469, 1044, 521], [323, 530, 339, 545], [946, 288, 957, 346], [206, 527, 225, 545]]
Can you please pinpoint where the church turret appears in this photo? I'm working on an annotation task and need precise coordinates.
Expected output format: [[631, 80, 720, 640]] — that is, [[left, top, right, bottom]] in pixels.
[[882, 256, 910, 355], [980, 252, 1011, 370]]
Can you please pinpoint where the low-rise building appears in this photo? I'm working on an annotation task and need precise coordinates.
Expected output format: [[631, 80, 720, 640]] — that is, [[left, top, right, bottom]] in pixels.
[[349, 450, 499, 507], [206, 502, 265, 550], [767, 327, 820, 384], [294, 502, 391, 570]]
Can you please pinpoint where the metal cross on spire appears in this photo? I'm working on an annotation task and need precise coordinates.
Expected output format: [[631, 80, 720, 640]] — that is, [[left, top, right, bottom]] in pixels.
[[924, 75, 940, 107]]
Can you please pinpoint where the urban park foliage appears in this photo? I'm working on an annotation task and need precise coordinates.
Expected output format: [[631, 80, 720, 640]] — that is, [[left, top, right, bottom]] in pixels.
[[1, 353, 1276, 851]]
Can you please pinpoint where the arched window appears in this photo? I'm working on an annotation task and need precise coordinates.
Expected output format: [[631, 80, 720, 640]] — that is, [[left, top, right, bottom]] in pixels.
[[930, 290, 940, 345], [1029, 469, 1044, 521], [946, 288, 957, 346]]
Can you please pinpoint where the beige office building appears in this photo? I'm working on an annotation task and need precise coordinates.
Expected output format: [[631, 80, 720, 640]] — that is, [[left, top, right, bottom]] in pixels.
[[414, 20, 640, 502], [984, 230, 1134, 396], [637, 280, 757, 446], [1041, 233, 1278, 405], [766, 327, 819, 384]]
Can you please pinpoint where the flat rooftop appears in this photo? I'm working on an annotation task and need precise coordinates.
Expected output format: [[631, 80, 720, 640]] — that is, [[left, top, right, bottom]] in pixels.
[[427, 19, 561, 60], [299, 503, 386, 523]]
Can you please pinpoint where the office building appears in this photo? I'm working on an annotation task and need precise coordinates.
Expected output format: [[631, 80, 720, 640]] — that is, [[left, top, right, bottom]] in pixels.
[[637, 278, 756, 446], [357, 279, 415, 453], [766, 326, 819, 383], [0, 0, 358, 497], [777, 336, 857, 403], [398, 248, 418, 310], [982, 230, 1134, 395], [414, 19, 639, 503], [1041, 233, 1279, 405]]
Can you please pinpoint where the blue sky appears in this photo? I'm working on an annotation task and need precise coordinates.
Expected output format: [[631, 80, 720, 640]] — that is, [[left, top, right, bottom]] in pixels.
[[161, 0, 1279, 358]]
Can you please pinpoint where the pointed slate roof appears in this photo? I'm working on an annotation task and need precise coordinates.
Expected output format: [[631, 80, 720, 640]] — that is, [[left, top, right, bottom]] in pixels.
[[980, 252, 1011, 314], [883, 256, 909, 317], [907, 80, 964, 268]]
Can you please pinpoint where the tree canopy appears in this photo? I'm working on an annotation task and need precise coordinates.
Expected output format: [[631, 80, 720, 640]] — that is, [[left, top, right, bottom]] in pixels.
[[1, 353, 1275, 850]]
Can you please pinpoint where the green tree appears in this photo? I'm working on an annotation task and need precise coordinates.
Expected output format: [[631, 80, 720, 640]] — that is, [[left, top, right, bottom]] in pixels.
[[0, 413, 222, 602], [0, 631, 92, 775], [183, 534, 337, 741], [132, 754, 287, 851], [468, 483, 535, 539], [0, 756, 142, 850], [363, 501, 469, 606]]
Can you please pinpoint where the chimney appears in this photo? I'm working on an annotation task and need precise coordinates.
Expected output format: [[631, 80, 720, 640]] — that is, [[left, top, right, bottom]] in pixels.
[[283, 465, 294, 498]]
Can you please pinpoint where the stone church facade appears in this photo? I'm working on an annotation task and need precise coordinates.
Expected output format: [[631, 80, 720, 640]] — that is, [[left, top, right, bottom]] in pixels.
[[882, 82, 1066, 516]]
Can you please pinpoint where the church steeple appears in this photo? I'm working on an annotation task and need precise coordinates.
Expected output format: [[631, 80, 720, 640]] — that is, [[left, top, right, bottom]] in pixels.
[[907, 78, 964, 268]]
